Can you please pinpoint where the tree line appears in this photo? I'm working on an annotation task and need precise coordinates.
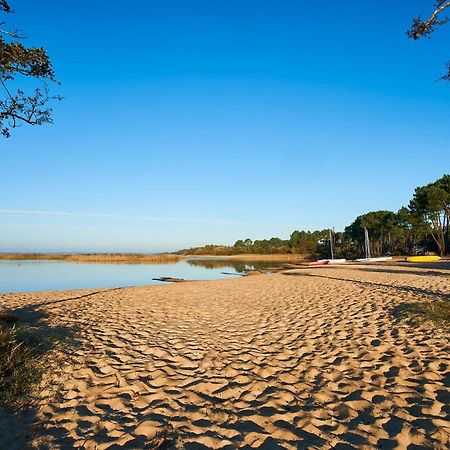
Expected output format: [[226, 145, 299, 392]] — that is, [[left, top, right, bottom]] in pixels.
[[178, 174, 450, 258]]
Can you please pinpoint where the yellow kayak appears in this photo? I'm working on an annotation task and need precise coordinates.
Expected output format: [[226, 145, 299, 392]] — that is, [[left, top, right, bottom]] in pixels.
[[406, 256, 441, 263]]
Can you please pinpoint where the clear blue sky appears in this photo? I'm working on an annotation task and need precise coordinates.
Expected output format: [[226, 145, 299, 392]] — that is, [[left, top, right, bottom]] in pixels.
[[1, 0, 450, 252]]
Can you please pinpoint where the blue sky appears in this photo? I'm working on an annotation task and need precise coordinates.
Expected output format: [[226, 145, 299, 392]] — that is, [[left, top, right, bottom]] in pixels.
[[1, 0, 450, 252]]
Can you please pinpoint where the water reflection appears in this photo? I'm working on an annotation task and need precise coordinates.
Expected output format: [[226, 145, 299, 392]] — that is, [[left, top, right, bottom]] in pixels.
[[0, 258, 297, 293], [186, 258, 289, 273], [0, 259, 241, 293]]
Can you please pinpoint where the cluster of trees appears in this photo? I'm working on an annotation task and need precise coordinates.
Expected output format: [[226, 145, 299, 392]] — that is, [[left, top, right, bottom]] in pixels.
[[179, 174, 450, 258], [340, 209, 428, 258], [179, 239, 292, 256]]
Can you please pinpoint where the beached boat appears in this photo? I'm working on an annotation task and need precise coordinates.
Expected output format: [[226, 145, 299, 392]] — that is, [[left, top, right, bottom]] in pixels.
[[355, 257, 393, 263], [309, 260, 329, 266], [319, 258, 347, 264], [406, 256, 441, 263], [310, 229, 347, 266], [355, 228, 392, 263]]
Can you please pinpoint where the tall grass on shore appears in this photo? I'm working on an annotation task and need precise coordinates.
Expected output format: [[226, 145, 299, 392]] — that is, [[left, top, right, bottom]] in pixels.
[[0, 314, 43, 407], [0, 253, 183, 263], [0, 310, 70, 407]]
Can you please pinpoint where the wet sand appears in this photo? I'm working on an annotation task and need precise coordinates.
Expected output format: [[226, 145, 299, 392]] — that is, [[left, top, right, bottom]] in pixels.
[[1, 264, 449, 449]]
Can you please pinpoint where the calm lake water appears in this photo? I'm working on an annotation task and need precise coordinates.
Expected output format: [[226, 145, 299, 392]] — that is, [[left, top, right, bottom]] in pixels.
[[0, 259, 279, 293]]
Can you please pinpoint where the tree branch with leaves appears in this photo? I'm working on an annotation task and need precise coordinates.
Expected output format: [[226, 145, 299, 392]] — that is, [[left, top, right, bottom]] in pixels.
[[407, 1, 450, 81], [0, 0, 60, 137]]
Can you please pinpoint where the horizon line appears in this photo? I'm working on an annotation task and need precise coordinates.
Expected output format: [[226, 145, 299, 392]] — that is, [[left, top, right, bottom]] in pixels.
[[0, 208, 294, 228]]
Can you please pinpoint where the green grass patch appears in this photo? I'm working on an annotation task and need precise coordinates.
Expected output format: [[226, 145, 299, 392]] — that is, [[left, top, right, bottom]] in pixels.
[[397, 300, 450, 328]]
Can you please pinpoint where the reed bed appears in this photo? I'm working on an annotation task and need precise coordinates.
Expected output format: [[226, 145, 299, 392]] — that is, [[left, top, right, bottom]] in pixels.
[[0, 253, 183, 263]]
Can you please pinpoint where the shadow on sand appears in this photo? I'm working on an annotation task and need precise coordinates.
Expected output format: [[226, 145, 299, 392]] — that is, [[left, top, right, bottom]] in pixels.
[[284, 270, 450, 301], [0, 303, 79, 449], [357, 263, 450, 278], [31, 287, 124, 308], [395, 261, 450, 271]]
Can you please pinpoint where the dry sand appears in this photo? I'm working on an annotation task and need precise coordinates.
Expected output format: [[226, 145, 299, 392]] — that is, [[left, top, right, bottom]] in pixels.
[[0, 265, 449, 449]]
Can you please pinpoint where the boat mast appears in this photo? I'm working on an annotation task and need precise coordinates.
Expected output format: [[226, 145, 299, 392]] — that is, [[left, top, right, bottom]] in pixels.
[[364, 228, 371, 259], [329, 228, 335, 260]]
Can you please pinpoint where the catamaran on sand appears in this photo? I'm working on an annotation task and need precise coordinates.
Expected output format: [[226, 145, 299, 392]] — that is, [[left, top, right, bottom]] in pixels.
[[309, 229, 347, 266], [355, 228, 393, 263]]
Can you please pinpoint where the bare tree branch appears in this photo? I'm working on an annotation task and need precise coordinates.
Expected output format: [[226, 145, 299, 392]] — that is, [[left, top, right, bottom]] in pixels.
[[408, 1, 450, 82], [0, 0, 60, 137], [408, 1, 450, 39], [0, 27, 20, 39], [0, 1, 11, 13]]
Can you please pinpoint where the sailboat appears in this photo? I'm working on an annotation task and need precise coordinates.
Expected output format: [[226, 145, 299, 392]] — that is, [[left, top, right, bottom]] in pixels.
[[355, 228, 392, 263], [317, 229, 346, 265]]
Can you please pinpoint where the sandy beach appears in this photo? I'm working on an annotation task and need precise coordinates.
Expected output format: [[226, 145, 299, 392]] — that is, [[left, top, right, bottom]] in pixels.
[[1, 265, 449, 449]]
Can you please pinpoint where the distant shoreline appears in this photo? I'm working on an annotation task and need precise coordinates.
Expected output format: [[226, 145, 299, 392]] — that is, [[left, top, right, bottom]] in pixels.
[[0, 253, 308, 263], [0, 253, 183, 263], [185, 253, 308, 262]]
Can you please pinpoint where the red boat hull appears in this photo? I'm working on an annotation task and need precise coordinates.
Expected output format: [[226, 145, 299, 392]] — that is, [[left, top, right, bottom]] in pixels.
[[308, 260, 329, 266]]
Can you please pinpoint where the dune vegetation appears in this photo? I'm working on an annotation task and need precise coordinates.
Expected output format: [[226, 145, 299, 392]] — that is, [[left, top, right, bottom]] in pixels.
[[0, 313, 44, 407]]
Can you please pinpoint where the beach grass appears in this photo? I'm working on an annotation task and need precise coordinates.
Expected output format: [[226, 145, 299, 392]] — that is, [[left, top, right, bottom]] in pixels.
[[0, 312, 65, 407], [399, 300, 450, 328], [0, 321, 43, 407]]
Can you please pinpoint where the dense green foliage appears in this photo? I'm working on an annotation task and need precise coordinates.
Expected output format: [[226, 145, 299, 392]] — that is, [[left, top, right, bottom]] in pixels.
[[179, 174, 450, 258], [409, 175, 450, 256]]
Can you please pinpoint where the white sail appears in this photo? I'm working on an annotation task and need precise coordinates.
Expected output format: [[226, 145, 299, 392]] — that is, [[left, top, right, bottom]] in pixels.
[[356, 228, 392, 263]]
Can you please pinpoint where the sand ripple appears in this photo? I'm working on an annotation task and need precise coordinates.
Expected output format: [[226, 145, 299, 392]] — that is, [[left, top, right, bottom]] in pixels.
[[1, 265, 449, 449]]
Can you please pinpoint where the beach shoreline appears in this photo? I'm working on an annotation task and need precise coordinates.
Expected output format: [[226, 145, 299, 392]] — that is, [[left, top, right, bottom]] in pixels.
[[1, 265, 449, 449]]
